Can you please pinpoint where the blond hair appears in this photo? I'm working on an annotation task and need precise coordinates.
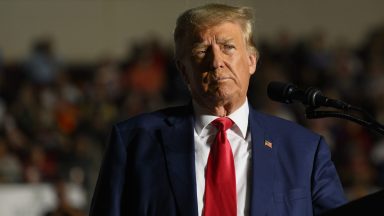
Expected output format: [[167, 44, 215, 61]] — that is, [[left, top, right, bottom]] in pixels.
[[174, 3, 257, 59]]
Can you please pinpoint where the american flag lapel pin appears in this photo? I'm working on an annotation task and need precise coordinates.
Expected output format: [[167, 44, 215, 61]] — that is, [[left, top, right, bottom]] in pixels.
[[264, 140, 273, 149]]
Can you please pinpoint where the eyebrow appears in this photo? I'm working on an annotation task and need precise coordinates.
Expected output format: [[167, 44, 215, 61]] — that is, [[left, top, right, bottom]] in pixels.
[[217, 38, 235, 44], [192, 38, 235, 48]]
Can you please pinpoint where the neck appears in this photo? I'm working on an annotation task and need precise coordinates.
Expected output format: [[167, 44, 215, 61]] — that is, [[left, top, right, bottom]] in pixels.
[[194, 98, 247, 117]]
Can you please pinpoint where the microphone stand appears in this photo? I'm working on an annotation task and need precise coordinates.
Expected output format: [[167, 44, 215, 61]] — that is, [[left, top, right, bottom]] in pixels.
[[305, 104, 384, 215], [305, 105, 384, 135]]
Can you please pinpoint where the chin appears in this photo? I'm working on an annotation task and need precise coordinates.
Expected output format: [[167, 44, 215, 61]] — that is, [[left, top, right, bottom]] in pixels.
[[195, 87, 242, 104], [211, 93, 239, 105], [215, 88, 239, 99]]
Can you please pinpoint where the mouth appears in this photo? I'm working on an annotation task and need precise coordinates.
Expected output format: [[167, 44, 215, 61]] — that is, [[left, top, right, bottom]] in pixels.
[[213, 76, 232, 82]]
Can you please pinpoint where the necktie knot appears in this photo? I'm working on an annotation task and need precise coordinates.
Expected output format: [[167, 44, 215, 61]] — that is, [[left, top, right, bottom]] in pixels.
[[212, 117, 233, 131]]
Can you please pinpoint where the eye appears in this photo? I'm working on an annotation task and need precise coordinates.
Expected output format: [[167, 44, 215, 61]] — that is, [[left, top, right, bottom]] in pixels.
[[192, 49, 207, 58], [223, 44, 235, 53]]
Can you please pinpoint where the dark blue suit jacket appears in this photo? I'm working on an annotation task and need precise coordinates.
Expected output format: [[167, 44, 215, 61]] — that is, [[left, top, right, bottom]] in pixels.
[[90, 104, 347, 216]]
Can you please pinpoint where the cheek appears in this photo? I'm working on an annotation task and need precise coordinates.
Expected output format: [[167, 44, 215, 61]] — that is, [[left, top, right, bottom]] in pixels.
[[188, 71, 208, 91], [234, 59, 252, 89], [184, 62, 200, 83], [232, 57, 251, 76], [202, 72, 216, 88]]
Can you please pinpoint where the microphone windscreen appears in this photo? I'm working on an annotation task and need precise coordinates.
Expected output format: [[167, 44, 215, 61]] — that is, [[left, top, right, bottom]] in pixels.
[[267, 81, 295, 104]]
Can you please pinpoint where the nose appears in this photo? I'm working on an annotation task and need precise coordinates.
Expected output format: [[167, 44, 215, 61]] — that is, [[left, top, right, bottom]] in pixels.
[[208, 46, 225, 70]]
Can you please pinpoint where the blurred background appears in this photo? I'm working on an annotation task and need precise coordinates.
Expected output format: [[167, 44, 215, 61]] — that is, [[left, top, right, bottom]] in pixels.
[[1, 0, 384, 215]]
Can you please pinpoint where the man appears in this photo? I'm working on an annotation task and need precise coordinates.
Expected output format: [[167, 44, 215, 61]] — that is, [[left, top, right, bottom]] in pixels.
[[90, 3, 347, 216]]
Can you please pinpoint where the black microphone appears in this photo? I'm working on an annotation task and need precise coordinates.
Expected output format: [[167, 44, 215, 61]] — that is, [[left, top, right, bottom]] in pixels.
[[267, 81, 351, 110]]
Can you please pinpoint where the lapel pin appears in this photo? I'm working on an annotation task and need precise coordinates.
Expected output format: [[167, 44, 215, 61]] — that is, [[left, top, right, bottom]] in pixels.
[[264, 140, 273, 149]]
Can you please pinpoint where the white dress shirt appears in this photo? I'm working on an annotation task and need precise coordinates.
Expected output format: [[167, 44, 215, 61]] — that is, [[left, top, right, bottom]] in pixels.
[[193, 99, 252, 216]]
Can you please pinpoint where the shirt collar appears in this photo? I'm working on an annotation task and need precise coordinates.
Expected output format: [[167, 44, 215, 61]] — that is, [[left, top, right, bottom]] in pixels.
[[193, 99, 249, 138]]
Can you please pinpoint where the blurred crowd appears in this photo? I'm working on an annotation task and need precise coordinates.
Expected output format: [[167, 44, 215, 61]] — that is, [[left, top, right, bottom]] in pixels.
[[0, 24, 384, 214]]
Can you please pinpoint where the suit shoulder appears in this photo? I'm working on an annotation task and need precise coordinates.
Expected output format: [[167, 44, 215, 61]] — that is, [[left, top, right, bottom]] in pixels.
[[114, 105, 191, 130], [252, 110, 319, 139], [251, 110, 327, 157]]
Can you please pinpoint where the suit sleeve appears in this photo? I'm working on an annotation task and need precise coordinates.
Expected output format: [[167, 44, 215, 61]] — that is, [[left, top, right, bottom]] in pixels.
[[312, 137, 347, 215], [89, 125, 129, 216]]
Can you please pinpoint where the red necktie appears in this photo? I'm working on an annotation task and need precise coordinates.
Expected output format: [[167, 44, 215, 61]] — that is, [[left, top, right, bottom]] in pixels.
[[203, 117, 236, 216]]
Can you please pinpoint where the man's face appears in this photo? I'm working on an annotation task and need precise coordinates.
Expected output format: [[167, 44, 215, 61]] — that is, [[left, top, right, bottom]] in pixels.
[[177, 22, 257, 109]]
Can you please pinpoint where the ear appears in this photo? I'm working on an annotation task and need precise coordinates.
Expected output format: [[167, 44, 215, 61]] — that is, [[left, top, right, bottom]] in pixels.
[[248, 51, 257, 75], [176, 59, 190, 85]]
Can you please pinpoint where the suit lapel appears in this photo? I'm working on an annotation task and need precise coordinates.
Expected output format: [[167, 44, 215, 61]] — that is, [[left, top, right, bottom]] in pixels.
[[160, 106, 198, 216], [249, 108, 275, 216]]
